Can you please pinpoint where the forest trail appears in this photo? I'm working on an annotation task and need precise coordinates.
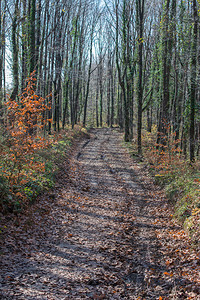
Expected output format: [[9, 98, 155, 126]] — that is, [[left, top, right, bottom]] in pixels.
[[0, 128, 199, 299]]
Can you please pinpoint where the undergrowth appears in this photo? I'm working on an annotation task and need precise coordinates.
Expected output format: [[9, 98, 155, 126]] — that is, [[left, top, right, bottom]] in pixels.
[[0, 72, 88, 214], [0, 125, 87, 214], [128, 125, 200, 246]]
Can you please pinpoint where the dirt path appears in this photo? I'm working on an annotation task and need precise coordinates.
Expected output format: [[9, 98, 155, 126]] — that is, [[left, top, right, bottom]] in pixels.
[[0, 128, 199, 299]]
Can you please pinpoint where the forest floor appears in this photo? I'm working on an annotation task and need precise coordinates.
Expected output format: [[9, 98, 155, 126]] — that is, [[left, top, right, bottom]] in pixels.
[[0, 128, 199, 300]]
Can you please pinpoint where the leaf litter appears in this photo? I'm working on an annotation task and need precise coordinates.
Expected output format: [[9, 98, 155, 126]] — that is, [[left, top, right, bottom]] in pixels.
[[0, 128, 199, 299]]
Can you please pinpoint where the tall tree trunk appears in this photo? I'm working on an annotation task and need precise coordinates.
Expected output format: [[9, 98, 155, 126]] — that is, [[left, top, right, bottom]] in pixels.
[[21, 0, 27, 92], [136, 0, 144, 154], [99, 60, 103, 127], [107, 56, 111, 126], [190, 0, 198, 162], [53, 9, 63, 132], [83, 24, 94, 127], [96, 65, 99, 127], [29, 0, 36, 73], [73, 6, 86, 127], [35, 0, 41, 73], [2, 0, 5, 104], [158, 0, 176, 144], [0, 0, 2, 105], [10, 0, 19, 101], [111, 60, 115, 128]]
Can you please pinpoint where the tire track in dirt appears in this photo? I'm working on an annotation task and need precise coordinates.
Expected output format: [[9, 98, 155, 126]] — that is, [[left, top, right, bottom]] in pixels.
[[70, 128, 176, 299]]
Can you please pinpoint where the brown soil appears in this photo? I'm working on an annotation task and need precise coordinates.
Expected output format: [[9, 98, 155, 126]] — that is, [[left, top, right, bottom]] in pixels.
[[0, 128, 199, 299]]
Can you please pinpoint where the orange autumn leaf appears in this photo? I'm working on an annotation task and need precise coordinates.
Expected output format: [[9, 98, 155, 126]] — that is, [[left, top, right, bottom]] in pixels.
[[3, 71, 53, 202], [163, 272, 173, 277]]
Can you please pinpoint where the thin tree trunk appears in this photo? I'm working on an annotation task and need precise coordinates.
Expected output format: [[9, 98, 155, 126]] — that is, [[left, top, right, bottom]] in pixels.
[[10, 0, 19, 101], [107, 56, 111, 126], [190, 0, 198, 162], [96, 65, 99, 127], [111, 61, 115, 127], [83, 27, 94, 127], [29, 0, 36, 73], [21, 0, 27, 92], [136, 0, 144, 154]]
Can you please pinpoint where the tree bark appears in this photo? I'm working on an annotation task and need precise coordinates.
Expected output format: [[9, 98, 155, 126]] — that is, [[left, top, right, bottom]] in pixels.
[[190, 0, 198, 162], [10, 0, 19, 101], [136, 0, 144, 154]]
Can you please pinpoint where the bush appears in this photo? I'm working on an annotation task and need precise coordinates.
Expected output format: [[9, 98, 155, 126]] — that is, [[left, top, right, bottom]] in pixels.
[[0, 72, 52, 212], [0, 73, 89, 213]]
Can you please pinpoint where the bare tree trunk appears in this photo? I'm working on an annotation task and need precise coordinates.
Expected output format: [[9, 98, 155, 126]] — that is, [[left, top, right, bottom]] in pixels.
[[111, 59, 115, 128], [190, 0, 198, 162], [10, 0, 19, 101], [29, 0, 36, 73], [107, 56, 111, 126], [83, 23, 94, 127], [21, 0, 27, 92], [96, 65, 99, 127], [136, 0, 144, 154]]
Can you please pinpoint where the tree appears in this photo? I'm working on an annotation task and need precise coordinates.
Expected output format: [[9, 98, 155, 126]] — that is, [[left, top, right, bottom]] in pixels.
[[10, 0, 19, 101], [190, 0, 198, 162], [136, 0, 145, 154], [2, 0, 199, 164], [29, 0, 36, 74]]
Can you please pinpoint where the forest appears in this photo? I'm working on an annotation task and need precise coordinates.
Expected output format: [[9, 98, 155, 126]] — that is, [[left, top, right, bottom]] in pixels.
[[1, 0, 200, 214], [0, 0, 199, 158], [0, 0, 200, 298]]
